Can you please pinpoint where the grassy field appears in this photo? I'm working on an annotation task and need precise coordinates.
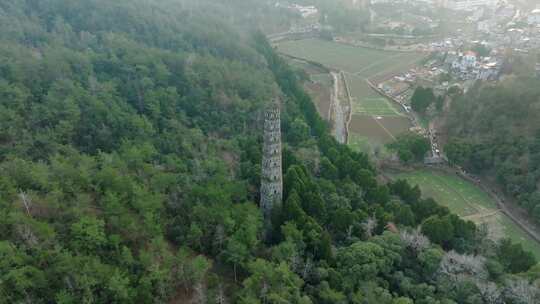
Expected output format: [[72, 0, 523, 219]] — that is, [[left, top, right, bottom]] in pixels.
[[391, 169, 540, 259], [345, 73, 402, 117], [348, 134, 371, 153], [278, 39, 423, 76], [278, 39, 392, 73], [277, 39, 421, 153]]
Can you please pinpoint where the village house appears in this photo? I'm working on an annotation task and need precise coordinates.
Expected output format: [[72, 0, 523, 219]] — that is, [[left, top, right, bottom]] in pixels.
[[528, 9, 540, 25], [462, 51, 477, 69], [477, 20, 495, 34], [443, 0, 497, 11], [447, 50, 501, 81], [275, 2, 319, 19], [477, 62, 499, 81]]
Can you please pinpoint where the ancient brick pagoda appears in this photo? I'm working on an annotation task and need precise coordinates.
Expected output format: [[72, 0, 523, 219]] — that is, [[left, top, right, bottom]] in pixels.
[[260, 99, 282, 224]]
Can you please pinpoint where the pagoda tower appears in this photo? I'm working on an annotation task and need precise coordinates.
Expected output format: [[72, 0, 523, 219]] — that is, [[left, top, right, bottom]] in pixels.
[[260, 99, 283, 222]]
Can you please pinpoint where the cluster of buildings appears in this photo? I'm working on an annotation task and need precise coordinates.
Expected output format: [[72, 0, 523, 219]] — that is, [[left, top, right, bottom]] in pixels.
[[528, 9, 540, 25], [372, 45, 501, 121], [419, 38, 502, 81], [368, 0, 497, 10], [274, 2, 319, 19], [473, 5, 540, 49], [447, 51, 501, 80], [442, 0, 498, 11]]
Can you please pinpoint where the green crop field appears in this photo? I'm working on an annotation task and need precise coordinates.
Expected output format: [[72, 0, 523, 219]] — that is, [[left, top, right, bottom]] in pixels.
[[348, 134, 371, 153], [277, 39, 424, 78], [391, 169, 540, 259], [351, 97, 399, 116], [277, 39, 391, 73], [355, 52, 424, 81], [345, 73, 402, 117]]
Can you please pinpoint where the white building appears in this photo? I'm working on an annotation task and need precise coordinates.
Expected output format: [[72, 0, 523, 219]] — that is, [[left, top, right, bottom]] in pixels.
[[462, 51, 477, 68], [477, 20, 495, 33], [528, 9, 540, 25], [450, 51, 482, 80], [444, 0, 497, 11], [477, 63, 499, 80], [275, 3, 319, 18]]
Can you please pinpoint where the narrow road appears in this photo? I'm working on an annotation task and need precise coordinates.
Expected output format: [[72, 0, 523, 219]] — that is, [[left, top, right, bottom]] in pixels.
[[331, 72, 347, 144], [330, 71, 352, 144]]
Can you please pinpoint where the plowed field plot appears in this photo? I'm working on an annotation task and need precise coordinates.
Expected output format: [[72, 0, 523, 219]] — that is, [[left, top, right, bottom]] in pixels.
[[349, 115, 411, 143], [391, 169, 540, 258], [287, 58, 334, 121], [306, 73, 333, 120], [305, 81, 332, 120]]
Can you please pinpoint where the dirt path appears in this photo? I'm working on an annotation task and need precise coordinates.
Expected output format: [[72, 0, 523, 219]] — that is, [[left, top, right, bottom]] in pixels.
[[330, 72, 347, 144], [463, 209, 501, 221], [340, 72, 353, 143], [329, 71, 352, 144], [371, 116, 396, 140]]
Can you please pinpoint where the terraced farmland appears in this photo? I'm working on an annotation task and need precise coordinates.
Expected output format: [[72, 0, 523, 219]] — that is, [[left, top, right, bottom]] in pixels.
[[276, 38, 423, 153]]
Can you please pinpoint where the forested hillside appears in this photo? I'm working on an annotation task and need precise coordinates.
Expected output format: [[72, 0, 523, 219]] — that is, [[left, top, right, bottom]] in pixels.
[[445, 77, 540, 223], [0, 1, 539, 303]]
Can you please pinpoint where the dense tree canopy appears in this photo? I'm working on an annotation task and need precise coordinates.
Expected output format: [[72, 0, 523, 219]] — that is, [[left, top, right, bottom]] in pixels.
[[0, 0, 537, 303], [411, 86, 436, 114], [387, 132, 431, 163]]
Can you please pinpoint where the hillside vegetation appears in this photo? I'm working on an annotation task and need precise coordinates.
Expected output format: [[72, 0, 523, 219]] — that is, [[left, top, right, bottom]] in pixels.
[[0, 1, 539, 303], [445, 77, 540, 223]]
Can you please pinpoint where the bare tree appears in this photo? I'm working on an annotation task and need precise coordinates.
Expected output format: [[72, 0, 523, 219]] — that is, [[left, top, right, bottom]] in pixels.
[[261, 281, 269, 304], [504, 279, 540, 304], [346, 225, 354, 240], [438, 250, 487, 283], [192, 282, 207, 304], [477, 281, 502, 304], [361, 217, 377, 238], [400, 227, 430, 253], [15, 225, 38, 247], [215, 284, 227, 304], [301, 257, 313, 280], [213, 225, 226, 250], [19, 191, 32, 217]]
